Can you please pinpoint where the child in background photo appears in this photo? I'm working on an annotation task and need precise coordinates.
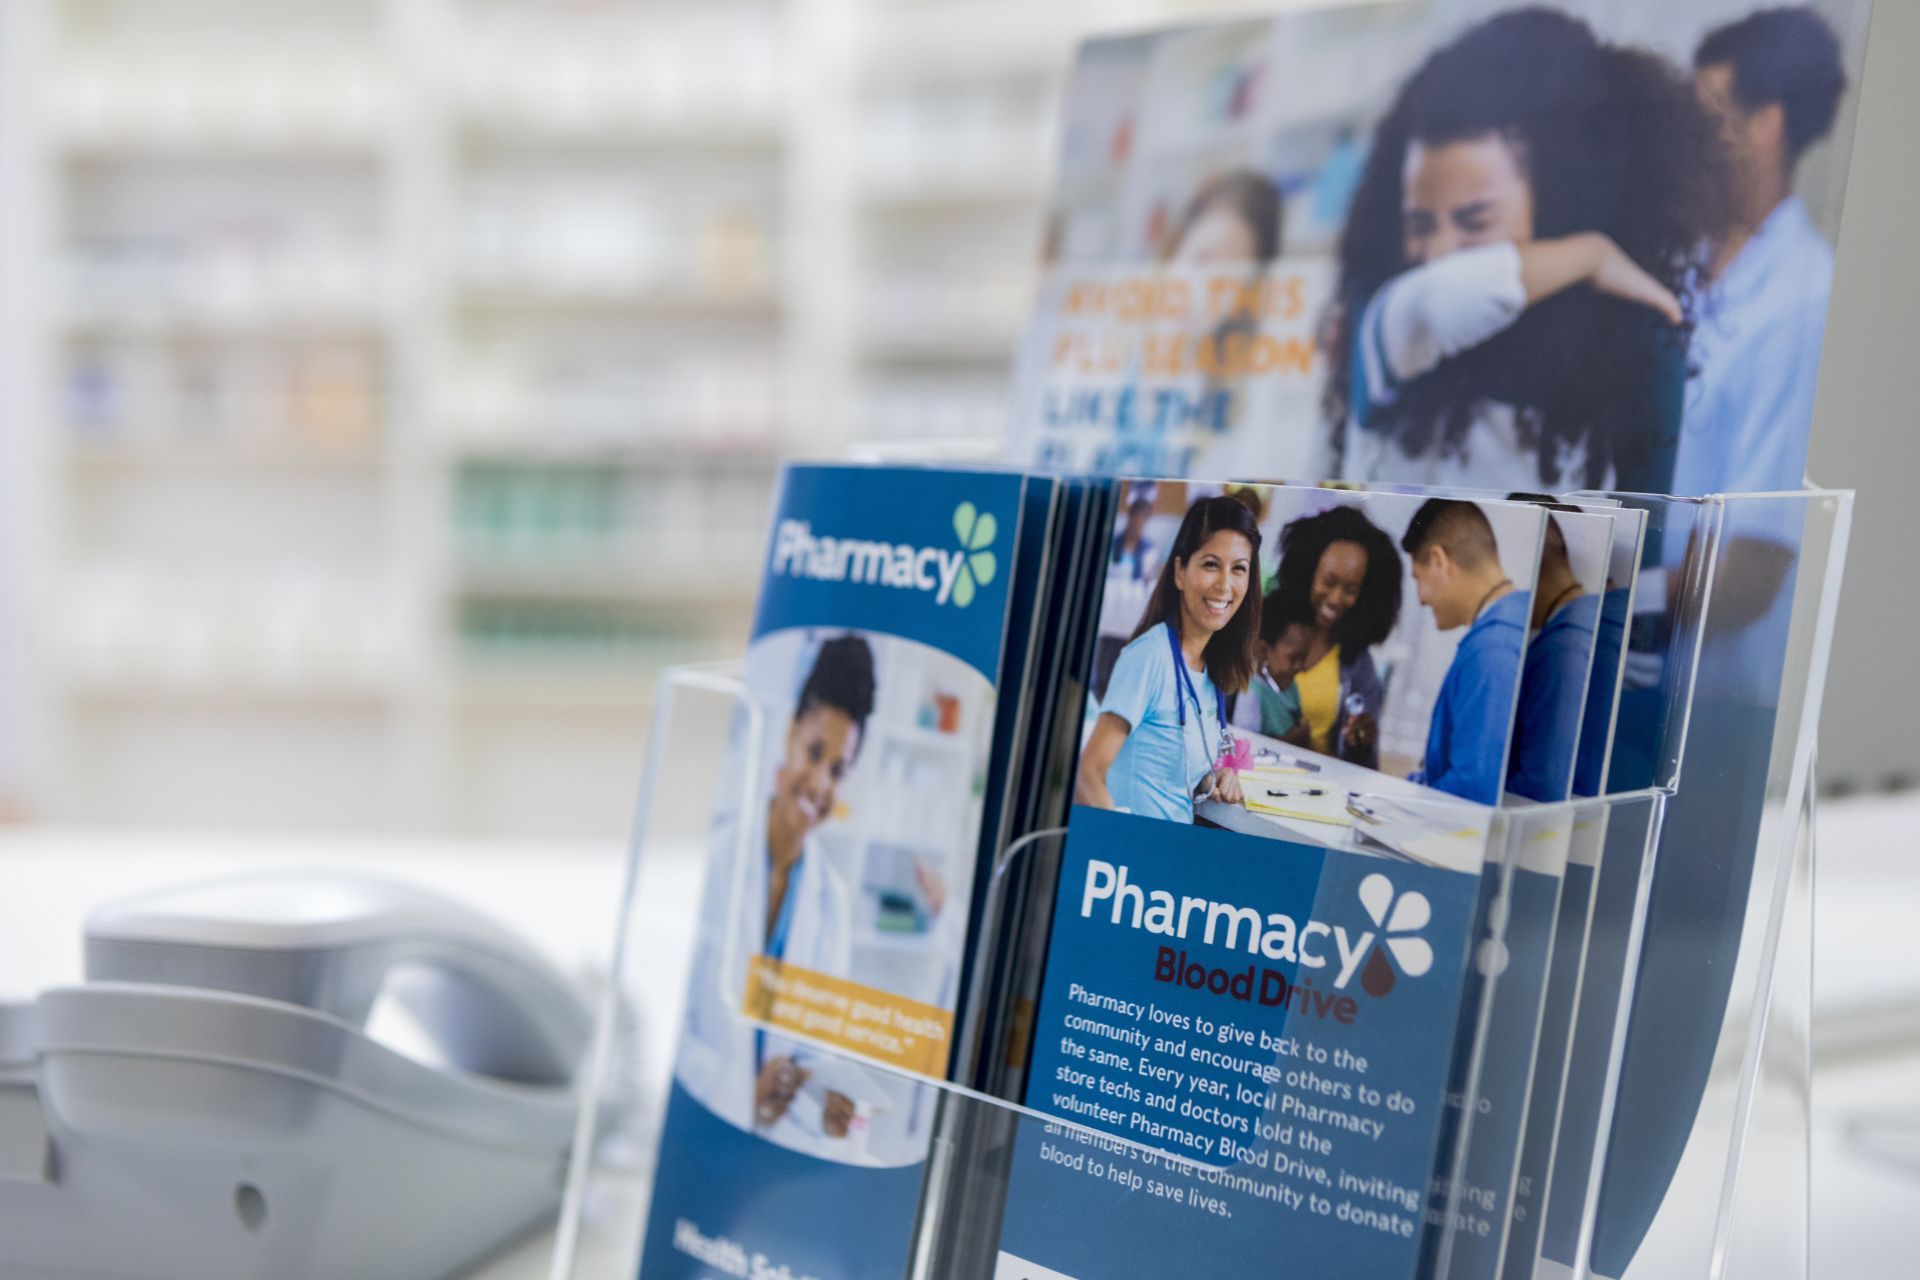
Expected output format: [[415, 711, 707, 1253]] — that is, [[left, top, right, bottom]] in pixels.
[[1232, 590, 1316, 745], [1401, 499, 1532, 805], [1162, 168, 1283, 267]]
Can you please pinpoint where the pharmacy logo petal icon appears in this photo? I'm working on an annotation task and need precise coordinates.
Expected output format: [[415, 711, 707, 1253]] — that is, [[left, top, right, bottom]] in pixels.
[[949, 502, 999, 608], [1356, 872, 1433, 997]]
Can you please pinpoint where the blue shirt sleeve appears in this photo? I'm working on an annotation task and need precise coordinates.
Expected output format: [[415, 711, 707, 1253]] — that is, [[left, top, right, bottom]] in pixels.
[[1573, 591, 1629, 795], [1428, 638, 1522, 806], [1102, 632, 1163, 733], [1509, 630, 1588, 802]]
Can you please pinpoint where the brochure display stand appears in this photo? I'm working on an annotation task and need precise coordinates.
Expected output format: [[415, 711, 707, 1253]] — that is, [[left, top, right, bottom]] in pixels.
[[547, 487, 1850, 1280]]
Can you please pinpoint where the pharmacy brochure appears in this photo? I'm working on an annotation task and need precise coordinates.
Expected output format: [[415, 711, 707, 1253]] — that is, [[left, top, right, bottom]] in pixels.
[[1505, 505, 1611, 803], [995, 796, 1489, 1280], [639, 463, 1047, 1280], [986, 479, 1567, 1278]]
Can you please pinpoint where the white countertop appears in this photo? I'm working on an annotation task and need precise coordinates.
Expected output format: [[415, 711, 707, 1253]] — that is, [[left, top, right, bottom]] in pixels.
[[2, 788, 1916, 1277]]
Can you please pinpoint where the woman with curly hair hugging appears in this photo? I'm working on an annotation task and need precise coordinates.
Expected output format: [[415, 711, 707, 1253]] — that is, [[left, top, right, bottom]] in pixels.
[[1269, 504, 1403, 770], [1321, 7, 1737, 493]]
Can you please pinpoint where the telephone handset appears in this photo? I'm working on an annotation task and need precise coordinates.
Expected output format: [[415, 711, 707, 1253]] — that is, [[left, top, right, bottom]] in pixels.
[[0, 871, 598, 1280], [85, 872, 592, 1086]]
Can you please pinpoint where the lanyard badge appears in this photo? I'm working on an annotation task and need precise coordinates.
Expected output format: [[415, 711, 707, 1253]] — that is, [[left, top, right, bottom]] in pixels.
[[1165, 622, 1233, 769]]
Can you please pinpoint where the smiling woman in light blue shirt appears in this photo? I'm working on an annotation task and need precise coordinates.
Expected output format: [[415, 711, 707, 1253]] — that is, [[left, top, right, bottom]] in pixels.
[[1077, 495, 1263, 822]]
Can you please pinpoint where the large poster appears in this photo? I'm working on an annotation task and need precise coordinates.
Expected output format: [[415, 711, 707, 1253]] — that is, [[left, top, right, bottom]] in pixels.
[[1012, 0, 1870, 501]]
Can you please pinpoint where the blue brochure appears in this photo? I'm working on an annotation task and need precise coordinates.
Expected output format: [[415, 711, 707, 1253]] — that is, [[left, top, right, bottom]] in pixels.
[[996, 806, 1483, 1280], [638, 463, 1044, 1280]]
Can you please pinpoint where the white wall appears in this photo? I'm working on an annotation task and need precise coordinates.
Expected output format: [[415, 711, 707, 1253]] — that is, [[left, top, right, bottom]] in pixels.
[[1809, 0, 1920, 792]]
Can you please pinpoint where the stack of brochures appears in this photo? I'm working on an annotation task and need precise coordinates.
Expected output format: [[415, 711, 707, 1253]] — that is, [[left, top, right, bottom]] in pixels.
[[635, 462, 1647, 1280]]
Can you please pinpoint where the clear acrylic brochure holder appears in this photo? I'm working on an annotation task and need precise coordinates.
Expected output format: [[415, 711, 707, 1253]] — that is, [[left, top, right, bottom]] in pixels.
[[550, 488, 1849, 1280]]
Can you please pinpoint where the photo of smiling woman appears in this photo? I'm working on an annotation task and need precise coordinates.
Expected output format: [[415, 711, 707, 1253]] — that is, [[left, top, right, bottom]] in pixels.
[[1077, 494, 1262, 821], [672, 622, 988, 1169], [679, 634, 871, 1147], [1270, 504, 1403, 770], [1323, 7, 1736, 492]]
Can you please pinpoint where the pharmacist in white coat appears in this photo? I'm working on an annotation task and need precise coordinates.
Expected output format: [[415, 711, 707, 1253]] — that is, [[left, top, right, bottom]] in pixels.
[[677, 636, 869, 1156]]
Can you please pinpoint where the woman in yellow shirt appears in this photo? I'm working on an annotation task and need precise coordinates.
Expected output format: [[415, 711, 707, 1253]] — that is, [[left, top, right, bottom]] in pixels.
[[1270, 504, 1402, 766]]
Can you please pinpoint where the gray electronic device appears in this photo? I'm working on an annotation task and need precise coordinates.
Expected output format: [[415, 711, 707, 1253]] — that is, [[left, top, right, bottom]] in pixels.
[[0, 871, 595, 1279]]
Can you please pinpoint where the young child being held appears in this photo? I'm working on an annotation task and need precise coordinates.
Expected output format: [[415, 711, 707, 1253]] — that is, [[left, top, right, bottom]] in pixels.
[[1246, 591, 1317, 746]]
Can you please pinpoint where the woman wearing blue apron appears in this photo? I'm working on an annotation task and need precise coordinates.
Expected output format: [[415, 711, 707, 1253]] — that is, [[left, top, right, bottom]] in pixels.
[[1078, 495, 1263, 820]]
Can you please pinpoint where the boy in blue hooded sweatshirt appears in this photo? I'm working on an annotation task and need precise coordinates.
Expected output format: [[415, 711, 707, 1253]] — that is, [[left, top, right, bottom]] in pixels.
[[1402, 499, 1532, 805]]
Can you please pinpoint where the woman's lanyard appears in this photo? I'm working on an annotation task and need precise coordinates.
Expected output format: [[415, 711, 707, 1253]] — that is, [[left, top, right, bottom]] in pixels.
[[1165, 622, 1231, 792], [755, 855, 803, 1076]]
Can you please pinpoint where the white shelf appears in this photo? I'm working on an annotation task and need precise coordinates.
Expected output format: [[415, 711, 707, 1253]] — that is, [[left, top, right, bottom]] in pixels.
[[446, 436, 779, 468], [860, 171, 1051, 210], [454, 119, 783, 153], [451, 665, 663, 715], [453, 285, 782, 319], [54, 130, 388, 159], [859, 13, 1085, 83], [58, 306, 393, 339], [66, 439, 385, 474], [860, 330, 1018, 363], [62, 678, 401, 709], [454, 558, 759, 607]]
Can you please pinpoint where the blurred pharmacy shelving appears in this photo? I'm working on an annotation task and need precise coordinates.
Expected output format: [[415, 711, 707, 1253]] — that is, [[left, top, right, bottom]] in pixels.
[[848, 0, 1083, 447], [5, 0, 804, 838], [428, 0, 796, 837], [1, 0, 1270, 839]]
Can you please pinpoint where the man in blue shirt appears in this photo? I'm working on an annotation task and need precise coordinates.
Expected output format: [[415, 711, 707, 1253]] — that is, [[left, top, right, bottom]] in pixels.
[[1571, 584, 1628, 797], [1508, 512, 1599, 802], [1401, 500, 1532, 806], [1677, 8, 1847, 498]]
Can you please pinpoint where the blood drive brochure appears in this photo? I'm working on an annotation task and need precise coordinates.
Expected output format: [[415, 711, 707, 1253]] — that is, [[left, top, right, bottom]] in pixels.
[[1571, 503, 1645, 800], [638, 463, 1057, 1280], [994, 807, 1489, 1280], [972, 479, 1563, 1280], [1475, 502, 1641, 1275]]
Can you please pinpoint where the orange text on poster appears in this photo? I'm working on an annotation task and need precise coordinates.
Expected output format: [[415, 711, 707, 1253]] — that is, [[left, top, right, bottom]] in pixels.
[[743, 955, 953, 1079]]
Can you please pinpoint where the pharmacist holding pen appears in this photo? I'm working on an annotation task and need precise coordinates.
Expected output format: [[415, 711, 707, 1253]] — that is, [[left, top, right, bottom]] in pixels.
[[1077, 495, 1262, 822]]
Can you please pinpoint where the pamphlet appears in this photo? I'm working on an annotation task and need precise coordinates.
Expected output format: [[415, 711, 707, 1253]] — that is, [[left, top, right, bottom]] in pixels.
[[996, 806, 1486, 1280], [639, 463, 1044, 1280], [1504, 505, 1611, 803], [984, 478, 1565, 1279]]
